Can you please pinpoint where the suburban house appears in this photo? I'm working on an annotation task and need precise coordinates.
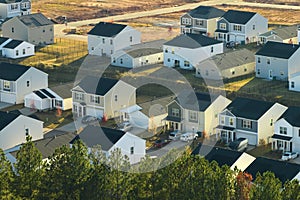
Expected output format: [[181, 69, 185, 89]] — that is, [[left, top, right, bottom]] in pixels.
[[70, 125, 146, 164], [2, 13, 54, 46], [0, 111, 43, 150], [258, 25, 298, 44], [72, 76, 136, 119], [87, 22, 141, 57], [165, 92, 231, 135], [0, 62, 48, 104], [0, 0, 31, 20], [111, 39, 165, 68], [215, 10, 268, 44], [195, 48, 255, 80], [255, 41, 300, 80], [24, 83, 73, 111], [120, 96, 173, 132], [216, 97, 287, 146], [0, 37, 34, 58], [271, 106, 300, 153], [180, 6, 225, 36], [163, 33, 223, 70]]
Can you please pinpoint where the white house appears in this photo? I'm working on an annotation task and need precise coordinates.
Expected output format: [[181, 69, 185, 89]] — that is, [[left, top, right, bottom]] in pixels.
[[72, 76, 136, 119], [196, 48, 255, 80], [180, 6, 225, 36], [255, 41, 300, 80], [271, 106, 300, 153], [0, 0, 31, 20], [2, 39, 34, 58], [215, 10, 268, 44], [165, 92, 231, 136], [70, 125, 146, 164], [258, 25, 298, 45], [0, 111, 43, 150], [88, 22, 141, 57], [163, 33, 223, 70], [0, 62, 48, 104], [216, 97, 287, 146], [111, 39, 165, 68]]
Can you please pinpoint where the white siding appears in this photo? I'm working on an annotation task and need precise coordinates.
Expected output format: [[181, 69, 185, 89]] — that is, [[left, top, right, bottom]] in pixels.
[[24, 93, 50, 110], [289, 74, 300, 92], [245, 14, 268, 43], [2, 41, 34, 59]]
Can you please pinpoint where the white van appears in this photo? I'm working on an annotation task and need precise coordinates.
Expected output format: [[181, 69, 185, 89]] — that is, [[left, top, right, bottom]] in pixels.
[[180, 132, 198, 142], [229, 138, 248, 152]]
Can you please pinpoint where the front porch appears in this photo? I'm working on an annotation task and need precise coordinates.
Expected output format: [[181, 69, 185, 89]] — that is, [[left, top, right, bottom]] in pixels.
[[271, 134, 293, 152], [215, 125, 236, 143], [165, 116, 183, 131]]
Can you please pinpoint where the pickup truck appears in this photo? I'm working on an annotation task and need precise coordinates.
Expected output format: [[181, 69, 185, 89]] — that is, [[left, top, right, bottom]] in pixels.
[[281, 152, 299, 161]]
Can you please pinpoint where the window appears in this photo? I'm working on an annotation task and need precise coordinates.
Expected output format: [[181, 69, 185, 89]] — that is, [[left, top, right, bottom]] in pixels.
[[231, 69, 235, 75], [229, 118, 234, 126], [211, 46, 214, 53], [280, 71, 284, 76], [182, 18, 191, 25], [220, 116, 225, 124], [171, 108, 180, 117], [55, 100, 62, 107], [3, 81, 10, 91], [279, 127, 287, 135], [253, 25, 256, 30], [165, 49, 168, 53], [120, 59, 123, 64], [298, 129, 300, 137], [291, 81, 295, 88], [189, 111, 197, 121], [244, 68, 247, 72], [90, 95, 100, 104], [91, 47, 94, 50], [113, 58, 116, 63], [195, 19, 204, 26], [110, 50, 113, 54], [130, 36, 133, 42], [220, 23, 226, 30], [171, 50, 174, 54], [11, 4, 18, 10], [115, 95, 118, 101], [158, 57, 161, 60], [102, 38, 105, 44], [167, 58, 170, 62], [184, 61, 190, 67], [257, 69, 260, 75], [74, 92, 84, 101], [73, 105, 77, 112], [12, 27, 14, 33], [270, 119, 273, 126], [25, 128, 29, 136], [242, 120, 252, 129], [23, 49, 26, 55], [257, 57, 261, 63], [205, 70, 209, 76], [233, 25, 242, 31], [50, 28, 53, 31], [26, 81, 30, 87], [43, 29, 45, 32], [110, 39, 113, 45], [130, 147, 134, 154], [267, 58, 270, 64]]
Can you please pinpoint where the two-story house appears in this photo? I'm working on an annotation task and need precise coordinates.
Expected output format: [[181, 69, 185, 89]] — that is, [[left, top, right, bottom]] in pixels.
[[163, 33, 223, 70], [72, 76, 136, 119], [70, 125, 145, 164], [255, 41, 300, 80], [216, 97, 287, 146], [215, 10, 268, 44], [180, 6, 225, 36], [165, 92, 231, 135], [271, 106, 300, 153], [0, 0, 31, 21], [0, 62, 48, 104], [88, 22, 141, 57], [2, 13, 54, 46]]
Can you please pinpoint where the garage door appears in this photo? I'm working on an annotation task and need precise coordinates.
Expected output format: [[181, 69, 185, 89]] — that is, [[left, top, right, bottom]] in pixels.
[[86, 107, 104, 119], [1, 93, 16, 104], [236, 132, 257, 145]]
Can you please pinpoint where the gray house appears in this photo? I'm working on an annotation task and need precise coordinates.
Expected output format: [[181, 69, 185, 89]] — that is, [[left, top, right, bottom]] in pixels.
[[2, 13, 54, 46], [196, 48, 255, 80], [258, 25, 298, 44], [255, 41, 300, 80], [215, 10, 268, 44], [216, 97, 287, 146], [0, 0, 31, 20], [180, 6, 225, 36]]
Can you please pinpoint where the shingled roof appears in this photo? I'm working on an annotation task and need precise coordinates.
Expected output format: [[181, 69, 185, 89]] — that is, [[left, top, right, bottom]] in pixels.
[[0, 111, 19, 131], [88, 22, 127, 37], [187, 6, 225, 19], [0, 62, 30, 81], [256, 41, 300, 59], [222, 10, 256, 24], [17, 13, 53, 28]]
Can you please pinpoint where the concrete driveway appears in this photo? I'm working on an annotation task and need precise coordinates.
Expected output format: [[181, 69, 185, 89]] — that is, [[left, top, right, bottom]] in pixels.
[[0, 102, 13, 110]]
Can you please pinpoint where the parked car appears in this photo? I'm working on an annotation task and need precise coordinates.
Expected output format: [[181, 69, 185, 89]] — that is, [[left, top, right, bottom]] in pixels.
[[117, 122, 132, 132], [281, 152, 299, 161], [169, 130, 182, 140], [81, 115, 98, 124], [226, 41, 239, 48], [228, 138, 248, 152], [153, 139, 171, 148], [180, 132, 198, 142]]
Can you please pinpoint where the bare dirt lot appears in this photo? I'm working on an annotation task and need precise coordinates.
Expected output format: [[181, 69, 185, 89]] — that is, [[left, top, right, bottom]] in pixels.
[[244, 0, 300, 6]]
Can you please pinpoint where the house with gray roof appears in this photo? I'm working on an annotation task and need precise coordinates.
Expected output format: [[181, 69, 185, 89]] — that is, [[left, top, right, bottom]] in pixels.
[[70, 125, 145, 164], [255, 41, 300, 81], [258, 25, 298, 44], [180, 6, 225, 36], [2, 13, 54, 46], [0, 37, 34, 58], [216, 97, 287, 145], [71, 76, 136, 119], [195, 48, 255, 80], [0, 0, 31, 20], [165, 91, 231, 135], [163, 33, 223, 70], [0, 62, 48, 104], [111, 39, 165, 68], [88, 22, 141, 57], [215, 10, 268, 44]]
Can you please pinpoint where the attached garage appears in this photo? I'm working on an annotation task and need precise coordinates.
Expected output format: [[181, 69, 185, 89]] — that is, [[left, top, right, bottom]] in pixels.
[[236, 132, 257, 146], [1, 93, 16, 104]]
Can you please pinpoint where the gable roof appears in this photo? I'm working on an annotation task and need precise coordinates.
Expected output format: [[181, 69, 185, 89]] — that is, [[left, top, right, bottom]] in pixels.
[[187, 6, 225, 19], [50, 83, 73, 99], [279, 106, 300, 127], [88, 22, 127, 37], [0, 111, 19, 131], [70, 125, 126, 151], [255, 41, 300, 59], [3, 40, 23, 49], [226, 97, 274, 120], [221, 10, 256, 24], [17, 13, 54, 28], [139, 96, 174, 117], [0, 62, 30, 81], [0, 37, 10, 45], [245, 157, 300, 183], [164, 33, 222, 48], [273, 25, 298, 40], [75, 76, 119, 95]]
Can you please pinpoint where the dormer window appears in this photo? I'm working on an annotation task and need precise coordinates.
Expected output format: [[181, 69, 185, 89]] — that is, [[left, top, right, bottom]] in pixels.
[[220, 23, 226, 30]]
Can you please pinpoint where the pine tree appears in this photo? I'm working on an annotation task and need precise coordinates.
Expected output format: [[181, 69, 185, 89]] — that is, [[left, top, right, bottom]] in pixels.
[[282, 179, 300, 200], [0, 148, 15, 199]]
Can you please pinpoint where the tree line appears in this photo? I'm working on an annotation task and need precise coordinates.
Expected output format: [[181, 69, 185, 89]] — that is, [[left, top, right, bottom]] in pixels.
[[0, 137, 299, 200]]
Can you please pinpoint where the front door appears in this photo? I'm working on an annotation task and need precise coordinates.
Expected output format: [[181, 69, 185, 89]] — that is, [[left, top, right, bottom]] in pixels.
[[290, 142, 293, 152], [269, 70, 273, 79], [174, 60, 180, 67], [227, 34, 230, 42]]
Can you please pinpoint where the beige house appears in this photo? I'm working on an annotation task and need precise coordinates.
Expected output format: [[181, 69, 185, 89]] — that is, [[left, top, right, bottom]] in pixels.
[[2, 13, 54, 46], [72, 76, 136, 119]]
